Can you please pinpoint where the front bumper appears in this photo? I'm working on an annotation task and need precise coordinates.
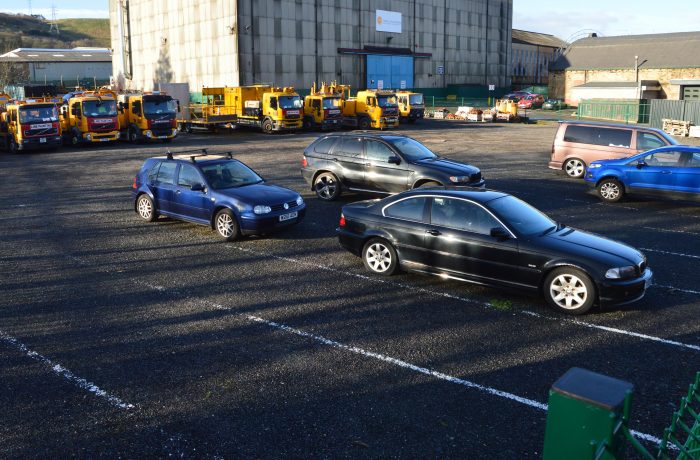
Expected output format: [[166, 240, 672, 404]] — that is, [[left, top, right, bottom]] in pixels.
[[598, 268, 653, 306], [374, 117, 399, 129], [140, 128, 178, 141], [239, 206, 306, 235], [19, 136, 62, 150], [83, 131, 120, 143], [321, 118, 342, 130], [272, 119, 303, 131]]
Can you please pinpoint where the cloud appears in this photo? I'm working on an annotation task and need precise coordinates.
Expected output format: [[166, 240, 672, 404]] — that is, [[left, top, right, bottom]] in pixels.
[[1, 8, 108, 19]]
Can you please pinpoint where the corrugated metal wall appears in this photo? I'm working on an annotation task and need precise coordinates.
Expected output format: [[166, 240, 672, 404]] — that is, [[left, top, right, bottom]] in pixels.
[[649, 100, 700, 129]]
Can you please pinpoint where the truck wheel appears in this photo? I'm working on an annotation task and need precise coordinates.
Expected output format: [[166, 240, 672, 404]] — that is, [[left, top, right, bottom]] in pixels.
[[303, 117, 313, 131], [358, 117, 370, 130], [70, 130, 81, 147], [128, 126, 139, 143], [262, 119, 273, 134], [8, 137, 18, 153]]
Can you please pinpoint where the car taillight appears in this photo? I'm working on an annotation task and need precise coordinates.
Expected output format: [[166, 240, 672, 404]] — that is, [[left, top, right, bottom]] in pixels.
[[301, 156, 308, 168], [339, 214, 346, 227], [132, 177, 138, 189]]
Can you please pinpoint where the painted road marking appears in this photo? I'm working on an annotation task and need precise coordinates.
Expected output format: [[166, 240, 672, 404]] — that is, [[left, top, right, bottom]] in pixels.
[[643, 226, 700, 236], [654, 284, 700, 295], [641, 248, 700, 260], [0, 330, 134, 410], [230, 246, 700, 352]]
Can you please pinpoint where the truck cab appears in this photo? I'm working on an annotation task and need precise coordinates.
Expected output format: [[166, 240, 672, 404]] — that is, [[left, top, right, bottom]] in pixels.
[[261, 88, 303, 133], [118, 92, 178, 143], [396, 91, 425, 123], [343, 89, 399, 129], [60, 89, 120, 146], [303, 81, 344, 131], [0, 98, 62, 152]]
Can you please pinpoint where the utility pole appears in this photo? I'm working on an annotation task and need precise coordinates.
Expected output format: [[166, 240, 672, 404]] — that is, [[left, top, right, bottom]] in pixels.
[[49, 5, 60, 35]]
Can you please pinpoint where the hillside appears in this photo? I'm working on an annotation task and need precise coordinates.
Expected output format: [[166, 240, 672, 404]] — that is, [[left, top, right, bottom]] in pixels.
[[0, 13, 109, 53]]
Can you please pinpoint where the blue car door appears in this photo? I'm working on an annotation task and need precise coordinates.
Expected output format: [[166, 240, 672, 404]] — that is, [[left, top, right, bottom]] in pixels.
[[152, 161, 178, 212], [674, 152, 700, 194], [172, 163, 212, 221], [626, 150, 681, 192]]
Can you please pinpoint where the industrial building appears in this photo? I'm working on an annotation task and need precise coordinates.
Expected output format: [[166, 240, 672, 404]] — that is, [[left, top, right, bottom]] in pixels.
[[109, 0, 513, 95], [0, 47, 112, 87], [510, 29, 565, 89]]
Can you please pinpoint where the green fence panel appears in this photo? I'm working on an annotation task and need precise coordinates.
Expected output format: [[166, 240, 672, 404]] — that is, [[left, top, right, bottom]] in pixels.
[[577, 99, 650, 124]]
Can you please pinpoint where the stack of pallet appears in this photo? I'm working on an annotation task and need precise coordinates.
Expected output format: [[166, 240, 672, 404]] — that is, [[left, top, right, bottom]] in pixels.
[[662, 118, 691, 136]]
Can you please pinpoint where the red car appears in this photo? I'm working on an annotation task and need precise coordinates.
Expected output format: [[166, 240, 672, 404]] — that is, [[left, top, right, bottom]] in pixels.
[[517, 94, 545, 109]]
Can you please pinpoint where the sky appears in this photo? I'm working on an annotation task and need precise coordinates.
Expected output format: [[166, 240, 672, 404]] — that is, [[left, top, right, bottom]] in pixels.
[[2, 1, 700, 42]]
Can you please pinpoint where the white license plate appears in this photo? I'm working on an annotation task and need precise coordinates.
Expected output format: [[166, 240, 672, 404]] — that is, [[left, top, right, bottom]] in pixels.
[[40, 138, 46, 143], [100, 138, 110, 142], [279, 211, 298, 222]]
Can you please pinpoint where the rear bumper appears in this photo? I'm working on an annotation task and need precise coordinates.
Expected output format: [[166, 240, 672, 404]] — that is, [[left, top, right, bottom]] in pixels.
[[598, 268, 653, 306], [337, 228, 364, 256], [301, 167, 315, 188], [548, 160, 563, 171]]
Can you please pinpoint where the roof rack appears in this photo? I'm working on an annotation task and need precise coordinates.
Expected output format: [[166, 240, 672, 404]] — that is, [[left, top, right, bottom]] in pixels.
[[164, 148, 234, 161]]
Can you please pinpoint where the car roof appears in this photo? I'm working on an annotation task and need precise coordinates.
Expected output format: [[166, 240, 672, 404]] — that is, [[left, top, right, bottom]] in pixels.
[[397, 187, 510, 203], [320, 131, 409, 140], [557, 120, 665, 133], [148, 154, 234, 163]]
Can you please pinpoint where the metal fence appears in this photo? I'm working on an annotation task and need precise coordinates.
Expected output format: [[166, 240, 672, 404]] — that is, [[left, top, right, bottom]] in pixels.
[[649, 99, 700, 130], [426, 96, 491, 110], [576, 100, 650, 124]]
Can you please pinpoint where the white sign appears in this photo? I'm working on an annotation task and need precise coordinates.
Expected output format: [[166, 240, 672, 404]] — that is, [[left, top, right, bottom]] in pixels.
[[377, 80, 384, 90], [489, 84, 495, 91], [376, 10, 402, 33], [400, 80, 406, 89], [437, 66, 444, 75]]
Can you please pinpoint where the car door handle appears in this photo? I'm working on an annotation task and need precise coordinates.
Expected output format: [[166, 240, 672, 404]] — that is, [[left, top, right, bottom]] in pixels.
[[426, 229, 441, 236], [175, 190, 181, 194]]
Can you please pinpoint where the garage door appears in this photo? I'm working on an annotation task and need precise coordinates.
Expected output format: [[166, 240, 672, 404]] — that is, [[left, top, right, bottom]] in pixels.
[[366, 55, 413, 90], [684, 86, 700, 101]]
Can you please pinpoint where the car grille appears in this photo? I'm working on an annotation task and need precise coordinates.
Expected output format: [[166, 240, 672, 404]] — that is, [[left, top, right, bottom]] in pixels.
[[270, 200, 299, 212], [93, 123, 117, 132], [25, 127, 59, 137]]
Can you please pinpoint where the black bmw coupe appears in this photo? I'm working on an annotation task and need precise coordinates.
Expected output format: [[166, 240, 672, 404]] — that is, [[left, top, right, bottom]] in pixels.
[[337, 188, 652, 315]]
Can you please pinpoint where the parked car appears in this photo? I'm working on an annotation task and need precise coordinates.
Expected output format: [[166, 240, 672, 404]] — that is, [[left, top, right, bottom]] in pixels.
[[517, 94, 545, 109], [542, 98, 567, 110], [301, 132, 485, 201], [549, 121, 678, 178], [133, 150, 305, 240], [503, 91, 532, 102], [337, 188, 652, 315], [585, 145, 700, 202]]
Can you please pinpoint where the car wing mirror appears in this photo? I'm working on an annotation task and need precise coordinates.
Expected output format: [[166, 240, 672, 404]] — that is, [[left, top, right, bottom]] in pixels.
[[490, 227, 510, 240], [388, 155, 401, 165], [191, 183, 205, 192], [636, 160, 647, 169]]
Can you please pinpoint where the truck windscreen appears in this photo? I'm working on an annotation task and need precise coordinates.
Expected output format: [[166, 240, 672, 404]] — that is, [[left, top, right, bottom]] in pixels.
[[279, 96, 303, 109], [144, 99, 177, 115], [409, 94, 424, 105], [83, 100, 117, 117], [322, 97, 342, 109], [19, 105, 58, 123], [377, 96, 398, 107]]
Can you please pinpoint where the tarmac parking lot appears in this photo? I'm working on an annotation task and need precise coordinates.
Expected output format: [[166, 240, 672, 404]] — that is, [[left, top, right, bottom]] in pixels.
[[1, 120, 699, 458]]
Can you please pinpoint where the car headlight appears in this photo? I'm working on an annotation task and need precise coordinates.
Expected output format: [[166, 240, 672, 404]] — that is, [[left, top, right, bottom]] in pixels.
[[253, 205, 272, 215], [588, 163, 602, 169], [605, 266, 637, 279], [296, 196, 304, 206], [449, 175, 470, 183]]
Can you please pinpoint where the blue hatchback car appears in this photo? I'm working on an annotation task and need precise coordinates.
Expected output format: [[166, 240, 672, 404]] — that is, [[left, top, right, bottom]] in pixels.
[[132, 150, 306, 240], [585, 145, 700, 202]]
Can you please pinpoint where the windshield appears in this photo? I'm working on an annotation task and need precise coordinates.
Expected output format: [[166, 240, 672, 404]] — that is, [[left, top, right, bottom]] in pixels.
[[409, 94, 424, 105], [82, 100, 117, 117], [377, 95, 398, 107], [323, 97, 342, 109], [19, 105, 58, 123], [279, 96, 303, 109], [200, 161, 263, 189], [488, 195, 556, 236], [388, 137, 438, 162], [143, 98, 177, 115]]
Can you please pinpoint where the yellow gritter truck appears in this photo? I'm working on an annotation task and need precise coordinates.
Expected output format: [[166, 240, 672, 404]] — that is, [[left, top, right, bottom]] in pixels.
[[341, 89, 399, 129], [60, 88, 120, 146], [0, 97, 62, 152], [303, 81, 345, 131], [117, 91, 179, 143], [396, 90, 425, 123]]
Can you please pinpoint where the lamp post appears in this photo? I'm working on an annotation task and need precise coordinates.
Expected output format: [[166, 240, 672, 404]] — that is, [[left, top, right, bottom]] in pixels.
[[635, 55, 640, 100]]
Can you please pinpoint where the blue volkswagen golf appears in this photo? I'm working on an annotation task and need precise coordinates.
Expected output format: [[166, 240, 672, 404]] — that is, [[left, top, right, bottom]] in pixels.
[[132, 150, 305, 240], [585, 145, 700, 202]]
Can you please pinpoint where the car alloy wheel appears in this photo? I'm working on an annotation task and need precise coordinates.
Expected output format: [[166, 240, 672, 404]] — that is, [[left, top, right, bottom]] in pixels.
[[544, 268, 595, 315], [564, 158, 585, 178], [215, 209, 239, 241], [598, 179, 623, 202], [136, 194, 156, 222], [314, 172, 340, 201], [362, 238, 398, 275]]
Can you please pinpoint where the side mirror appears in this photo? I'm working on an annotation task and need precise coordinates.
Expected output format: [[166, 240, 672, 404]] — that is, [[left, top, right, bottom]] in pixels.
[[191, 183, 205, 192], [388, 156, 401, 165], [490, 227, 510, 240], [636, 160, 647, 169]]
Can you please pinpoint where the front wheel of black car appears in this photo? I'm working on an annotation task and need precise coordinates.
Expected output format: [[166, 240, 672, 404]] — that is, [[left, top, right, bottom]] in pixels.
[[544, 267, 595, 315], [215, 209, 240, 241], [136, 194, 157, 222], [597, 178, 624, 203], [314, 172, 341, 201], [362, 238, 398, 276]]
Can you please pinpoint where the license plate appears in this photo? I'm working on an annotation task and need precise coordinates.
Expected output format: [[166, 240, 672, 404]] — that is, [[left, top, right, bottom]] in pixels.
[[279, 211, 298, 222], [100, 138, 110, 142], [40, 138, 46, 143]]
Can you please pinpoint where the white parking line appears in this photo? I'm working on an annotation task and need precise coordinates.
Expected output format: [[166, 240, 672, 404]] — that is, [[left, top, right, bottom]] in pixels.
[[642, 227, 700, 236], [641, 248, 700, 260], [229, 246, 700, 353], [654, 284, 700, 295], [0, 330, 134, 410]]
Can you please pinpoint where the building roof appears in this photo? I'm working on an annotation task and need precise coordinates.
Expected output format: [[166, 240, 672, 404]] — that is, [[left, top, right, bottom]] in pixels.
[[551, 31, 700, 71], [0, 48, 112, 63], [512, 29, 567, 49]]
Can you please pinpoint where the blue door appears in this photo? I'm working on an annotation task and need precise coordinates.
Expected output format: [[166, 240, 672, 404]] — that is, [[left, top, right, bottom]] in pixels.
[[367, 55, 413, 90]]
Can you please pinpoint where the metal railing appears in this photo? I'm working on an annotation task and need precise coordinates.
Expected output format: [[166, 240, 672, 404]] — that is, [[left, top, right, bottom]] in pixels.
[[577, 100, 651, 124], [426, 96, 492, 110]]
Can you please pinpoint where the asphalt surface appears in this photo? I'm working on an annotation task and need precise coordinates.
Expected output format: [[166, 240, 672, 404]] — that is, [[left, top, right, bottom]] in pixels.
[[1, 120, 699, 458]]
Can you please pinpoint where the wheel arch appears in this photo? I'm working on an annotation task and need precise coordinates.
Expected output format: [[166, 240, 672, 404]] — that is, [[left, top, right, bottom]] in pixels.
[[210, 205, 239, 229], [538, 262, 600, 303], [134, 190, 155, 212], [595, 174, 626, 191], [412, 177, 443, 189], [311, 169, 343, 190]]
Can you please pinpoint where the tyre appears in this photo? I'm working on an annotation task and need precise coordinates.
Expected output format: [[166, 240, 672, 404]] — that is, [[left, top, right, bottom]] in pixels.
[[214, 209, 240, 241], [262, 119, 273, 134], [8, 137, 18, 154], [544, 267, 596, 315], [362, 238, 398, 276], [416, 181, 441, 189], [128, 126, 140, 143], [136, 194, 157, 222], [70, 130, 81, 147], [597, 178, 624, 203], [563, 158, 586, 178], [314, 172, 341, 201], [358, 117, 370, 130], [303, 117, 313, 130]]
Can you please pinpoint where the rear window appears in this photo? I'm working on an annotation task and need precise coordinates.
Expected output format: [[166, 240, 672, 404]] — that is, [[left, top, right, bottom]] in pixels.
[[563, 125, 631, 148], [333, 138, 363, 158], [384, 197, 428, 222], [310, 137, 337, 155], [155, 161, 177, 185]]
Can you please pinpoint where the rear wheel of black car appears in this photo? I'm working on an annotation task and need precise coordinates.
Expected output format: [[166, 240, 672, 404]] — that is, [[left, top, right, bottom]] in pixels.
[[564, 158, 586, 178], [215, 209, 240, 241], [363, 238, 398, 276], [544, 267, 595, 315], [314, 172, 341, 201], [597, 178, 624, 203], [136, 194, 157, 222]]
